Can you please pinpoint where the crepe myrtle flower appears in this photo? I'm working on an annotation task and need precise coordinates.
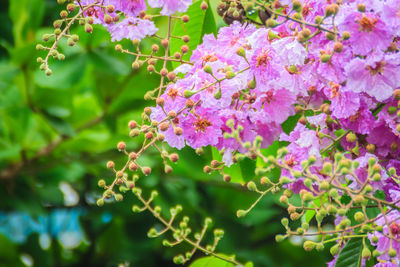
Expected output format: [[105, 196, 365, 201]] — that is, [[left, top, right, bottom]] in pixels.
[[339, 11, 392, 55], [111, 0, 146, 17], [108, 17, 158, 41], [147, 0, 192, 16], [345, 53, 400, 102], [181, 107, 223, 149]]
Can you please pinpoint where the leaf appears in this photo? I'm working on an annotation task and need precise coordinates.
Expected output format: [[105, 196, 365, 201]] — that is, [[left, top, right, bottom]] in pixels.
[[170, 0, 217, 69], [334, 238, 363, 267], [189, 255, 233, 267]]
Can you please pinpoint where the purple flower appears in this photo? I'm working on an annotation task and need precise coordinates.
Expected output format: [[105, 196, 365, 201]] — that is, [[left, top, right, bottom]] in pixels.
[[271, 37, 307, 66], [107, 17, 158, 41], [325, 82, 360, 119], [147, 0, 192, 16], [345, 53, 400, 102], [181, 107, 223, 149], [339, 11, 392, 55], [340, 100, 376, 134], [252, 88, 296, 124], [382, 0, 400, 32], [110, 0, 146, 17]]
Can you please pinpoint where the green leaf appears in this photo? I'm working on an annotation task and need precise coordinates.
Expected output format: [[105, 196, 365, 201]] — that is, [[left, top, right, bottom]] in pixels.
[[334, 238, 363, 267], [170, 0, 217, 69], [189, 255, 234, 267]]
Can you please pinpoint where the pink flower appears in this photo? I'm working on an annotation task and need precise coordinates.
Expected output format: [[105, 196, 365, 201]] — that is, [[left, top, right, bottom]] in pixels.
[[181, 107, 223, 148], [345, 53, 400, 102], [147, 0, 192, 15], [252, 88, 296, 124], [110, 0, 146, 17], [107, 17, 157, 41], [339, 11, 392, 55]]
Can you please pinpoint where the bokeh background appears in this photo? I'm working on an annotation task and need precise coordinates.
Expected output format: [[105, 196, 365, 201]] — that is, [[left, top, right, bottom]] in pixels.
[[0, 1, 331, 266]]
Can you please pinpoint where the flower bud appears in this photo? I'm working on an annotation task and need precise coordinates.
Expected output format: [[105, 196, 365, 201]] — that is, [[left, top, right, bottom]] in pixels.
[[333, 42, 344, 53], [200, 1, 208, 10], [247, 181, 257, 191], [330, 244, 340, 256], [388, 249, 397, 258], [117, 141, 126, 151], [96, 198, 104, 207], [236, 209, 247, 218], [303, 241, 315, 252]]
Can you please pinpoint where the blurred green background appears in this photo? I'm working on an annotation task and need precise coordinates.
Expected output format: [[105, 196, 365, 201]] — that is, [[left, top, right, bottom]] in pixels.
[[0, 1, 330, 266]]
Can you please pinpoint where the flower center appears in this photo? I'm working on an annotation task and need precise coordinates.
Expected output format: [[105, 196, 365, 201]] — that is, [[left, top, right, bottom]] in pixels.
[[202, 53, 218, 62], [329, 82, 341, 98], [358, 16, 377, 32], [390, 222, 400, 236], [256, 50, 271, 67], [230, 36, 239, 46], [194, 117, 212, 132], [168, 87, 179, 100], [263, 90, 275, 104], [366, 61, 386, 75]]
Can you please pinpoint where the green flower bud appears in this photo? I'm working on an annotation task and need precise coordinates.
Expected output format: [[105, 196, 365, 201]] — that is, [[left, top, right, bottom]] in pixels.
[[303, 241, 315, 252], [96, 198, 104, 207], [183, 90, 195, 98], [236, 209, 247, 218], [354, 211, 365, 222], [388, 249, 397, 258], [330, 244, 340, 256], [362, 247, 371, 259], [275, 234, 285, 242]]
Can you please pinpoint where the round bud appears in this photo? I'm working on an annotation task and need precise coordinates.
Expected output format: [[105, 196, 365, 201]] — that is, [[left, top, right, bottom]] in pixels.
[[303, 241, 315, 252], [388, 249, 397, 258], [160, 68, 168, 76], [152, 44, 159, 52], [182, 15, 189, 22], [45, 69, 52, 76], [203, 165, 211, 173], [96, 198, 104, 207], [128, 120, 137, 129], [320, 53, 332, 63], [357, 4, 366, 12], [346, 132, 357, 143], [333, 42, 343, 53], [181, 45, 189, 54], [104, 14, 113, 24], [161, 38, 169, 47], [167, 72, 176, 80], [98, 179, 106, 187], [117, 141, 126, 151], [67, 3, 76, 12], [106, 161, 115, 169], [106, 5, 115, 13], [393, 89, 400, 100], [114, 194, 123, 202], [168, 110, 177, 118], [354, 211, 365, 222], [182, 35, 190, 43], [200, 1, 208, 10], [223, 174, 231, 182], [342, 31, 351, 40], [170, 153, 179, 163], [85, 24, 93, 33], [142, 167, 151, 176], [129, 163, 138, 171], [174, 127, 183, 136]]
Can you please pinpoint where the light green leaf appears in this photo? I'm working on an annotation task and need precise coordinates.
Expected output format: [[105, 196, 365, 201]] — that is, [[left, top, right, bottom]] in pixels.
[[170, 0, 217, 69]]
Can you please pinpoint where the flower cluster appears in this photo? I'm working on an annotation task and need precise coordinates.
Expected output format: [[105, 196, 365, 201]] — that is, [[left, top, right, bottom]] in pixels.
[[38, 0, 400, 266]]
